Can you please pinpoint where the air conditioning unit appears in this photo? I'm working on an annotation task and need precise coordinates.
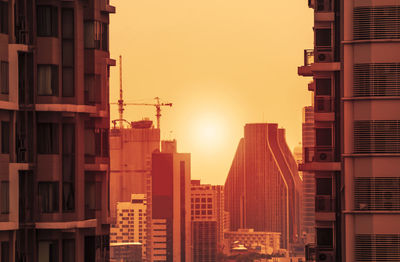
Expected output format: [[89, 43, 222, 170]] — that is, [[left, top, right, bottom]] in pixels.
[[315, 151, 333, 162], [315, 51, 333, 62], [317, 251, 334, 262]]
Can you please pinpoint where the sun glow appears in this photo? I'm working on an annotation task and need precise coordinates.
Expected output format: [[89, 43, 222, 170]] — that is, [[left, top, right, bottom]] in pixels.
[[193, 115, 225, 151]]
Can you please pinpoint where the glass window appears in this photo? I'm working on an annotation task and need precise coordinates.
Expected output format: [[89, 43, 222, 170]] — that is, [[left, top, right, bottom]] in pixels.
[[37, 65, 58, 96], [316, 228, 333, 247], [316, 29, 331, 47], [1, 121, 9, 154], [1, 181, 9, 214], [62, 124, 75, 211], [316, 79, 331, 96], [62, 239, 75, 262], [62, 8, 74, 97], [38, 182, 59, 213], [38, 241, 58, 262], [316, 128, 332, 146], [37, 6, 58, 37], [0, 2, 8, 34], [1, 61, 9, 94], [37, 123, 59, 154]]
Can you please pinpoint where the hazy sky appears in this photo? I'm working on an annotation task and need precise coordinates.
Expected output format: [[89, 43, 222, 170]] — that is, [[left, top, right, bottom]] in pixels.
[[109, 0, 314, 185]]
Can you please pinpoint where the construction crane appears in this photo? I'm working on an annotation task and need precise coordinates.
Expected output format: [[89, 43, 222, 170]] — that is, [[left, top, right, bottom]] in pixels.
[[122, 97, 172, 129], [110, 56, 173, 129]]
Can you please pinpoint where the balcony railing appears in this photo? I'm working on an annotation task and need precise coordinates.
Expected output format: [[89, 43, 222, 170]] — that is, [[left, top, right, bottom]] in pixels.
[[304, 147, 335, 163], [315, 96, 335, 113], [315, 195, 335, 212], [304, 49, 314, 66]]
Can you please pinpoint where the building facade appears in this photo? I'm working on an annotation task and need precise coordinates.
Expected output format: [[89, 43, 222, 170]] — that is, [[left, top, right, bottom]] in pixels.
[[190, 180, 225, 261], [224, 123, 302, 250], [299, 0, 400, 261], [110, 194, 147, 259], [0, 0, 114, 261], [152, 151, 191, 262]]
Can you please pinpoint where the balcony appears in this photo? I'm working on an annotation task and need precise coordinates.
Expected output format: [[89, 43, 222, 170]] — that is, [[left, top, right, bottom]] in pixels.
[[99, 0, 116, 13], [315, 96, 335, 121], [298, 49, 314, 77], [299, 147, 341, 171]]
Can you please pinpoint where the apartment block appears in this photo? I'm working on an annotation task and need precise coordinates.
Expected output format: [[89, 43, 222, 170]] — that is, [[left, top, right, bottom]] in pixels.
[[299, 0, 400, 261], [0, 0, 115, 261], [110, 194, 147, 259], [151, 219, 167, 261]]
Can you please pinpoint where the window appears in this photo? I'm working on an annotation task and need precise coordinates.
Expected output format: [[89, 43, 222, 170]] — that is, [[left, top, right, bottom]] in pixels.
[[1, 181, 9, 214], [38, 182, 59, 213], [37, 65, 58, 96], [316, 128, 332, 146], [62, 8, 74, 97], [316, 228, 333, 247], [85, 180, 102, 210], [316, 79, 331, 96], [63, 239, 75, 262], [1, 121, 9, 154], [1, 61, 9, 94], [38, 241, 58, 262], [37, 6, 58, 37], [316, 178, 332, 195], [62, 124, 75, 211], [84, 21, 108, 51], [84, 74, 101, 105], [1, 241, 9, 262], [316, 29, 331, 47], [37, 123, 59, 154], [0, 2, 8, 34]]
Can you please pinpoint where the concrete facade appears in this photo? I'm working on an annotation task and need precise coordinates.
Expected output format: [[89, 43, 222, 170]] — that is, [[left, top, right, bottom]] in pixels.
[[0, 0, 115, 261]]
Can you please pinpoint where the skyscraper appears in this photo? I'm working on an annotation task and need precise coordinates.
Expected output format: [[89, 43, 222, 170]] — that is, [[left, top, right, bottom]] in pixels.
[[0, 0, 115, 261], [152, 150, 191, 261], [298, 1, 400, 261], [224, 123, 302, 250]]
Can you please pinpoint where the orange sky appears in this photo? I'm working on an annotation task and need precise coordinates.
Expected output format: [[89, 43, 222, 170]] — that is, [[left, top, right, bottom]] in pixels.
[[109, 0, 314, 185]]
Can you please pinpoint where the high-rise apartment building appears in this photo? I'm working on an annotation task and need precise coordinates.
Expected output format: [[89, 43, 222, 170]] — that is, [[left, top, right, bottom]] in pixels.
[[190, 180, 225, 261], [0, 0, 115, 261], [110, 194, 148, 259], [299, 0, 400, 261], [224, 123, 302, 250], [152, 150, 191, 262]]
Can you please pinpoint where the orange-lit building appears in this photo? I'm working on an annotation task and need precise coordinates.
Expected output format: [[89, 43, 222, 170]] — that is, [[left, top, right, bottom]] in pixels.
[[0, 0, 115, 261], [109, 120, 160, 217], [152, 150, 191, 261], [224, 123, 302, 250], [299, 0, 400, 261]]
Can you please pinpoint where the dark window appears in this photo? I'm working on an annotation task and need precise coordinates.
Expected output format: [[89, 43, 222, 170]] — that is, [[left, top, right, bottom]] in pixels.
[[84, 21, 108, 51], [1, 181, 9, 214], [316, 228, 333, 247], [62, 124, 75, 211], [316, 128, 332, 146], [316, 178, 332, 195], [316, 29, 331, 47], [62, 8, 74, 97], [37, 6, 58, 37], [62, 239, 75, 262], [37, 123, 59, 154], [1, 61, 9, 94], [1, 241, 9, 262], [85, 180, 102, 210], [37, 65, 58, 96], [38, 241, 58, 262], [316, 79, 331, 96], [84, 74, 101, 105], [1, 121, 9, 154], [0, 2, 8, 34], [38, 182, 59, 213]]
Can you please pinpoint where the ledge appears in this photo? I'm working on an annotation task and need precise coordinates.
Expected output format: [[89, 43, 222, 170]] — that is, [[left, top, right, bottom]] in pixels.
[[0, 222, 18, 231], [299, 162, 341, 171], [311, 62, 340, 72], [35, 104, 97, 114], [315, 212, 336, 221], [314, 112, 335, 122], [0, 101, 18, 111], [342, 96, 400, 101], [315, 12, 334, 22], [85, 163, 109, 171], [35, 219, 97, 229], [343, 153, 400, 158]]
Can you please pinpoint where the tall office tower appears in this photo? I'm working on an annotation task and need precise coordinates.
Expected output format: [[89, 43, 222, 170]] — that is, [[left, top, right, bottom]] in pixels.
[[0, 1, 115, 261], [302, 106, 316, 245], [190, 180, 225, 261], [109, 119, 160, 217], [299, 0, 400, 261], [224, 123, 302, 250], [110, 194, 147, 259], [152, 151, 191, 262]]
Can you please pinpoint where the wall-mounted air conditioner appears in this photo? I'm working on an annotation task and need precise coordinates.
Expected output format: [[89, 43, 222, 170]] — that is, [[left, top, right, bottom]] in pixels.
[[315, 150, 334, 162], [315, 51, 333, 62], [317, 251, 334, 262]]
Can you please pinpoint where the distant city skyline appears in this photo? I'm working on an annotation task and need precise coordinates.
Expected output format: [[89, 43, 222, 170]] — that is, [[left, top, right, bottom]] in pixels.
[[109, 0, 314, 185]]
